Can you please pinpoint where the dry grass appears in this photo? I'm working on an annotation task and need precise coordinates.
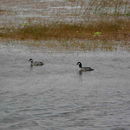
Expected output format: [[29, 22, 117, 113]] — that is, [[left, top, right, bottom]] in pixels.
[[44, 41, 116, 51], [0, 9, 9, 15], [0, 19, 130, 41], [4, 40, 128, 51], [0, 9, 15, 15]]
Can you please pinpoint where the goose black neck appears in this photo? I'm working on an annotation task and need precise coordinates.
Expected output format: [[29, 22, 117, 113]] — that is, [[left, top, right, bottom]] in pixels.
[[79, 62, 82, 68], [29, 60, 33, 63]]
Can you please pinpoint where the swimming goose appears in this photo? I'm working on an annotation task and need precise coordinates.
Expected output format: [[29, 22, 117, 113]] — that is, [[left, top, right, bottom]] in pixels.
[[28, 59, 44, 67], [76, 62, 94, 71]]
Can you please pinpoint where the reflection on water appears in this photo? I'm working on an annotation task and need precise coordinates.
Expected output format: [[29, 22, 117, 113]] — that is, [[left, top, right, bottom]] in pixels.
[[0, 44, 130, 130], [78, 70, 83, 75]]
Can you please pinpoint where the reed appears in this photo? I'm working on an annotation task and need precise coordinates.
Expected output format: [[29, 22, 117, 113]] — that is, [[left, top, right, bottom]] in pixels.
[[0, 19, 129, 41]]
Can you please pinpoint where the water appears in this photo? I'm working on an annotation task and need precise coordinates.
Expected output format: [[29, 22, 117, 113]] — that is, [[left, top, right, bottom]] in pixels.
[[0, 44, 130, 130]]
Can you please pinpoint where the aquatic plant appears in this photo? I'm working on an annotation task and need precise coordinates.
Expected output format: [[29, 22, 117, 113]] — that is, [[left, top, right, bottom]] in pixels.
[[94, 32, 102, 37]]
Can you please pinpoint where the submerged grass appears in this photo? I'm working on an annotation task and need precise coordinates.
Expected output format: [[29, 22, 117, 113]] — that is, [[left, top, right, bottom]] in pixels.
[[0, 19, 130, 41], [44, 40, 117, 51], [1, 39, 128, 51]]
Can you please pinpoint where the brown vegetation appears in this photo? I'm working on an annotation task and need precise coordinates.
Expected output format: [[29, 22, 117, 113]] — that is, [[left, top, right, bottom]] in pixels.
[[0, 19, 129, 41], [0, 9, 15, 15], [0, 9, 8, 15]]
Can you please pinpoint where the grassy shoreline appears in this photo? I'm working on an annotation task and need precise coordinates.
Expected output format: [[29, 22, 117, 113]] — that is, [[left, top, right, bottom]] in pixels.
[[0, 39, 129, 51], [0, 19, 130, 41], [0, 19, 129, 51]]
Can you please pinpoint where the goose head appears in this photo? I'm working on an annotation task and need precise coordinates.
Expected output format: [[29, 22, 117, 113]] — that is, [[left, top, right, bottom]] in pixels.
[[29, 59, 33, 63], [76, 62, 82, 68]]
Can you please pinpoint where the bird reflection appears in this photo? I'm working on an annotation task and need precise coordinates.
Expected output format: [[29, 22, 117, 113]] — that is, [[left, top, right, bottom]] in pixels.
[[78, 70, 83, 75]]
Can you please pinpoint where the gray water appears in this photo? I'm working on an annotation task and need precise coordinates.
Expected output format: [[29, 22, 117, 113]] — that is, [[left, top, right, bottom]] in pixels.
[[0, 44, 130, 130]]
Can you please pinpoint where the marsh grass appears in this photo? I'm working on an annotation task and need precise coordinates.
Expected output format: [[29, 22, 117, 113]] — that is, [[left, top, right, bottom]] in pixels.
[[44, 40, 129, 51], [0, 0, 129, 51], [0, 9, 16, 15], [0, 9, 8, 15], [1, 19, 129, 41], [3, 39, 127, 51], [76, 0, 129, 17]]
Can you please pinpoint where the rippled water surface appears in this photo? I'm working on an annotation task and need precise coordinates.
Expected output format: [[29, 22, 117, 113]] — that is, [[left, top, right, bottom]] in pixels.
[[0, 44, 130, 130]]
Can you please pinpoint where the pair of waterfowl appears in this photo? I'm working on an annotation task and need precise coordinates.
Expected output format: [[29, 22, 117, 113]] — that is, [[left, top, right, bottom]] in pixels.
[[28, 59, 94, 71]]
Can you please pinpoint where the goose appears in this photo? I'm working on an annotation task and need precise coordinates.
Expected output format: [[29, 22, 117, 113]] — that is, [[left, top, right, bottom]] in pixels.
[[28, 59, 44, 67], [77, 62, 94, 71]]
